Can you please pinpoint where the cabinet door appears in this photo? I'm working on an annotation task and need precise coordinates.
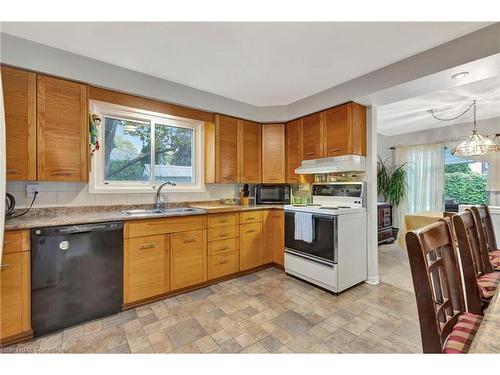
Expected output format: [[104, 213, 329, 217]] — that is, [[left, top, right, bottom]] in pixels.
[[271, 210, 285, 266], [286, 119, 302, 183], [239, 222, 263, 271], [239, 119, 262, 183], [0, 251, 30, 341], [262, 210, 273, 264], [124, 235, 169, 304], [37, 75, 89, 182], [215, 114, 239, 183], [170, 230, 207, 290], [1, 66, 36, 181], [324, 104, 350, 157], [324, 103, 366, 157], [301, 112, 323, 160], [262, 124, 285, 183]]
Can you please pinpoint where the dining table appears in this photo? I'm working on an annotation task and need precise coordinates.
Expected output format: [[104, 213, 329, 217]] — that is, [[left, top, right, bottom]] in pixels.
[[397, 211, 444, 248], [469, 285, 500, 353]]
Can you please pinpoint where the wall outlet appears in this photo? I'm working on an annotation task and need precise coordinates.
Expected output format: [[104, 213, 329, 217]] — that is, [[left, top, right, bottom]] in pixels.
[[26, 183, 40, 198]]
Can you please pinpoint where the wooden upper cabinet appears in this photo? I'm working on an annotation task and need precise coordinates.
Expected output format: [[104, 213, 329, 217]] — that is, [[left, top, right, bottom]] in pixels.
[[1, 66, 37, 181], [212, 114, 239, 183], [37, 75, 89, 182], [239, 120, 262, 183], [301, 112, 323, 160], [324, 102, 366, 157], [262, 124, 285, 183], [285, 119, 302, 183]]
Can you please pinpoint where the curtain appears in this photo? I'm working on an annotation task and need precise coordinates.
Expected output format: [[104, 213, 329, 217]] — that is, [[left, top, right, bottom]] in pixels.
[[394, 142, 445, 229], [487, 151, 500, 206]]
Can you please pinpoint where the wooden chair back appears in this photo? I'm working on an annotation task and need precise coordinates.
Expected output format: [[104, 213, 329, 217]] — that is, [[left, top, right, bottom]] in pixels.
[[405, 219, 466, 353], [470, 205, 498, 252], [469, 206, 496, 274], [452, 211, 485, 315]]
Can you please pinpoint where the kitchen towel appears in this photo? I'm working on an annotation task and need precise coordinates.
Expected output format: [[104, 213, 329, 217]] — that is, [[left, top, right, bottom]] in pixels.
[[294, 212, 314, 243]]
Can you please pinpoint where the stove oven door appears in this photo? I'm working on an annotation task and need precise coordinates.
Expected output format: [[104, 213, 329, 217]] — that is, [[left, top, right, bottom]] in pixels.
[[284, 211, 337, 266]]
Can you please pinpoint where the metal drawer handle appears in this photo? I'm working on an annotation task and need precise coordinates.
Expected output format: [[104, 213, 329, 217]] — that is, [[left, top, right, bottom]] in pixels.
[[1, 264, 11, 270], [218, 246, 230, 251], [219, 233, 229, 237], [218, 259, 230, 265], [246, 229, 256, 233], [184, 238, 196, 243], [246, 217, 256, 221], [305, 152, 315, 155], [329, 148, 343, 152], [218, 219, 228, 223], [139, 243, 157, 250], [6, 169, 17, 173], [3, 241, 11, 245]]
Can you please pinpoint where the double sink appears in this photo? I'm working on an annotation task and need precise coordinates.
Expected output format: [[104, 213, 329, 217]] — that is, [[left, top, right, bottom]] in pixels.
[[122, 207, 205, 217]]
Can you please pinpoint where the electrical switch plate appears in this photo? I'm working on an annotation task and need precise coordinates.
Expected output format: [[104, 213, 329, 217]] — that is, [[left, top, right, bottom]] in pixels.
[[26, 183, 40, 198]]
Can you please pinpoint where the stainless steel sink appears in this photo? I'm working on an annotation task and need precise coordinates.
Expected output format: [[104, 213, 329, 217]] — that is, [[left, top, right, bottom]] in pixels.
[[122, 207, 204, 216]]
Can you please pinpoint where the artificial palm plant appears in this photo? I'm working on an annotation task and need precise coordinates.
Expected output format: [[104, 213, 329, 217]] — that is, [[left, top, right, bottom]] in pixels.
[[377, 156, 409, 237]]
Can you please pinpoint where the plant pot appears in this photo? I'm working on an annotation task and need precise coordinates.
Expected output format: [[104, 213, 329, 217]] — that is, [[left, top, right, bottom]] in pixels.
[[392, 227, 400, 240]]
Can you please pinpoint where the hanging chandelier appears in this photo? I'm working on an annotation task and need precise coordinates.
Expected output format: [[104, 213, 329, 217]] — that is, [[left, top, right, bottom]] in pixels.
[[428, 100, 500, 158]]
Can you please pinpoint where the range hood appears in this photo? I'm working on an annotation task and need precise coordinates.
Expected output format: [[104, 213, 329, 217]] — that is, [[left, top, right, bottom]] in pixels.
[[295, 155, 366, 174]]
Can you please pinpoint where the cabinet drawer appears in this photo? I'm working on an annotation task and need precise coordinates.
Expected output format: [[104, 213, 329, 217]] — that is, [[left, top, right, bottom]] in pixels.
[[208, 250, 238, 280], [382, 208, 391, 217], [208, 213, 237, 228], [3, 230, 30, 254], [239, 211, 262, 224], [208, 225, 238, 241], [1, 251, 30, 341], [170, 230, 207, 291], [124, 235, 169, 304], [208, 237, 238, 255], [124, 215, 206, 238]]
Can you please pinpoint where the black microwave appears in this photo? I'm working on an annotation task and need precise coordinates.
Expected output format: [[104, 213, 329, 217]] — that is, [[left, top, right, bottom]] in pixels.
[[255, 184, 291, 205]]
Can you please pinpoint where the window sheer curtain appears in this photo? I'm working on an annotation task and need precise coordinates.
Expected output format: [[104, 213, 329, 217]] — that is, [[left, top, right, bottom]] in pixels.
[[394, 142, 445, 229]]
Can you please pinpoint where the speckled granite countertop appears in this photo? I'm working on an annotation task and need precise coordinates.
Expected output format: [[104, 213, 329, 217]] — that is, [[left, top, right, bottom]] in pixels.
[[469, 286, 500, 353], [4, 202, 283, 231]]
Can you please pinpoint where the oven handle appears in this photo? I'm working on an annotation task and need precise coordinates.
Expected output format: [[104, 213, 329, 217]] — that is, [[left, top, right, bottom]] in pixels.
[[285, 248, 336, 268]]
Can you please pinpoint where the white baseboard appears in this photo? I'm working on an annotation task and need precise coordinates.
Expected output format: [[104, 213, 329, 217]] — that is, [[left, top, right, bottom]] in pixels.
[[365, 275, 380, 285]]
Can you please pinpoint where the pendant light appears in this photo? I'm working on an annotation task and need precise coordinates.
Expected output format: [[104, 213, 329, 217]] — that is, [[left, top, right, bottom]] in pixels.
[[429, 100, 500, 158]]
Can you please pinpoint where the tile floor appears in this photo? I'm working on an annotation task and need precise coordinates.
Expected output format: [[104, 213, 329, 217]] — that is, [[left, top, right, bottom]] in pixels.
[[378, 242, 414, 293], [10, 267, 422, 354]]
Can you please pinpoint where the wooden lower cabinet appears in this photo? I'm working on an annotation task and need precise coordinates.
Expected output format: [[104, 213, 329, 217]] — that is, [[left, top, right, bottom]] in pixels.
[[170, 229, 207, 290], [124, 234, 169, 304], [208, 250, 238, 280], [1, 230, 31, 345], [271, 210, 285, 266], [263, 209, 284, 266], [239, 222, 263, 271]]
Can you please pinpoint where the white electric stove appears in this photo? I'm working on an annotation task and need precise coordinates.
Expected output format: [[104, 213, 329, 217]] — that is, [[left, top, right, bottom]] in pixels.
[[284, 182, 367, 293]]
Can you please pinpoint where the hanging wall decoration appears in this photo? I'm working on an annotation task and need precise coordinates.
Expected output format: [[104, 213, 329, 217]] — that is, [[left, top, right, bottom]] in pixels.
[[89, 113, 102, 155]]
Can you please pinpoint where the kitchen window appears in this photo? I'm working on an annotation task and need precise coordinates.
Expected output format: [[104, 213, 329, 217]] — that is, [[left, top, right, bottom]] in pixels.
[[89, 101, 204, 193]]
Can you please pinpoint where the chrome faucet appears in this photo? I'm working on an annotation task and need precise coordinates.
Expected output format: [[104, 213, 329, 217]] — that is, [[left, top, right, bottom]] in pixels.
[[154, 181, 176, 210]]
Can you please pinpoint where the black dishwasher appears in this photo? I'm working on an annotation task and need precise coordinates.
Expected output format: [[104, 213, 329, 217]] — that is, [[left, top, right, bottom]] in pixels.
[[31, 221, 123, 337]]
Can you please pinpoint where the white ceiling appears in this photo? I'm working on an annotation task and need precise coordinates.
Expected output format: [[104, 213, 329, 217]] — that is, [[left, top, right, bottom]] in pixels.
[[378, 75, 500, 136], [0, 22, 491, 106]]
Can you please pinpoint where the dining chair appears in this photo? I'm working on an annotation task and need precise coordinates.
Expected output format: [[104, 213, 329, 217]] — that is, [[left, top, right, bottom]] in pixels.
[[453, 211, 500, 313], [470, 205, 500, 271], [406, 219, 483, 353]]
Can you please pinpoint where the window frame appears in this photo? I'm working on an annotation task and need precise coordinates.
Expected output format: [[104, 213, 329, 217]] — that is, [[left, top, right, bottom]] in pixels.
[[89, 100, 205, 194]]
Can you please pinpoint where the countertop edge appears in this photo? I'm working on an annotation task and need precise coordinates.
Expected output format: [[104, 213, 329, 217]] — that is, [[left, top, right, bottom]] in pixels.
[[4, 205, 283, 231]]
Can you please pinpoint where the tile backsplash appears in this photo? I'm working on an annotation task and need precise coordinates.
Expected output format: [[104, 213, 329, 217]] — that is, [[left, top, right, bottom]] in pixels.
[[7, 181, 241, 209]]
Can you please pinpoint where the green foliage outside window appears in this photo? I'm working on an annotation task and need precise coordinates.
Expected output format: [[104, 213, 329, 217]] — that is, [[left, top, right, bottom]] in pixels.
[[444, 170, 488, 205]]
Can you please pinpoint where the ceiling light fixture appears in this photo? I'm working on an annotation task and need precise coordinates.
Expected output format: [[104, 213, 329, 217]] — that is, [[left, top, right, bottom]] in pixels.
[[451, 71, 470, 80], [428, 100, 500, 158]]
